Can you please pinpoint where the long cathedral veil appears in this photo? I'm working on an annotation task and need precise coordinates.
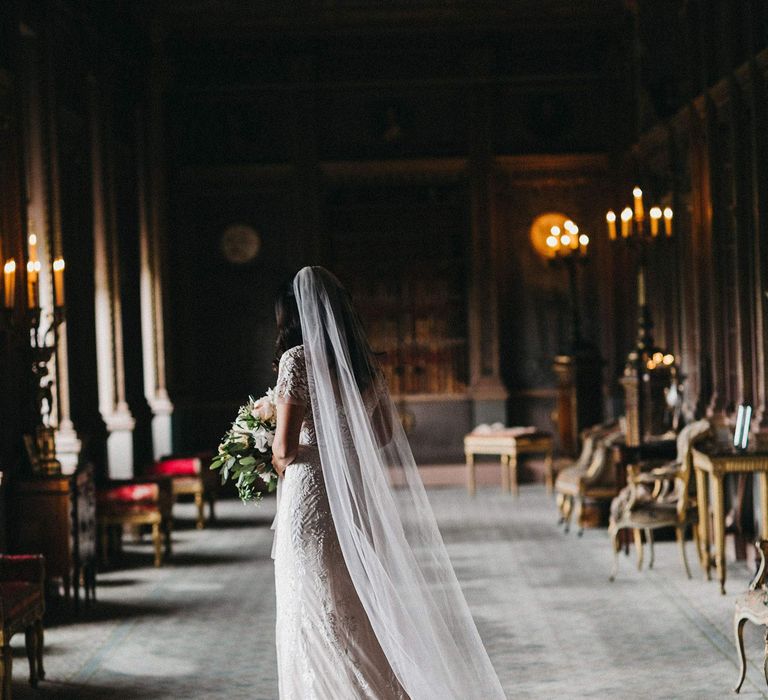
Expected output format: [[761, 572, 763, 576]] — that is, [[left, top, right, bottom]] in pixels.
[[293, 266, 506, 700]]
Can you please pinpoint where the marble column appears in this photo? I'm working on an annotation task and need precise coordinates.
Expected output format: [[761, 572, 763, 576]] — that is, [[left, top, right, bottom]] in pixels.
[[89, 77, 135, 477], [21, 24, 81, 472]]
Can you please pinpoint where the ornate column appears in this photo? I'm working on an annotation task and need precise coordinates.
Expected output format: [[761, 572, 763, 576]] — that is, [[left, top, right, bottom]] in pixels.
[[467, 50, 507, 425], [89, 76, 134, 477], [20, 23, 80, 472]]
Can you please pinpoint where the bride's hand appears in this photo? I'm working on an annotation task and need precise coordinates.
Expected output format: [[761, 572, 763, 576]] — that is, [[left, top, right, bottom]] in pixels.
[[272, 452, 285, 478]]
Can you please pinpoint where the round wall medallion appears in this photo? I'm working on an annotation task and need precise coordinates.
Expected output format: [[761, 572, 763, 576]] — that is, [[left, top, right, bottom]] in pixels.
[[221, 224, 261, 264]]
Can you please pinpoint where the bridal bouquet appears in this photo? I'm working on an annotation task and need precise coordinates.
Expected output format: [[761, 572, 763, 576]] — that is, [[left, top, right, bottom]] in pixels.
[[210, 390, 278, 503]]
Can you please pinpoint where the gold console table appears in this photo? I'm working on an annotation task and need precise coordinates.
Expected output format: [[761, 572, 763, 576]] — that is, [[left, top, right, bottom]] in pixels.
[[464, 430, 554, 497], [693, 444, 768, 594]]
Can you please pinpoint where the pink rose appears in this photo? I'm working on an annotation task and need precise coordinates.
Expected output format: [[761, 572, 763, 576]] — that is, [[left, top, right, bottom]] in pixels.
[[252, 397, 274, 421]]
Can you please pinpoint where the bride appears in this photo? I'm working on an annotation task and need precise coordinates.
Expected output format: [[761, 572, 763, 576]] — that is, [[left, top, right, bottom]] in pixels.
[[270, 266, 505, 700]]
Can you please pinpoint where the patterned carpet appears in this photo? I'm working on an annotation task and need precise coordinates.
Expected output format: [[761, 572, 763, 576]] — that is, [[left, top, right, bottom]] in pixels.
[[9, 483, 768, 699]]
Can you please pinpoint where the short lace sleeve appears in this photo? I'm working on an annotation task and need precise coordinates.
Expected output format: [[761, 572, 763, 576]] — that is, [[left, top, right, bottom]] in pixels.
[[275, 346, 309, 406]]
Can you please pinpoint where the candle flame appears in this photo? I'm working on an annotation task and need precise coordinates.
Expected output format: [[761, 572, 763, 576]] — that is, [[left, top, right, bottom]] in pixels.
[[4, 259, 15, 273], [53, 258, 65, 271], [606, 211, 616, 222], [650, 207, 662, 219], [663, 207, 673, 219], [579, 234, 589, 246], [633, 187, 643, 198], [621, 207, 633, 221]]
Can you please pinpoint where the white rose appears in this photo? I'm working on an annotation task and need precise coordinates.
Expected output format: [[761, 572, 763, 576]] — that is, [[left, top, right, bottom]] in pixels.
[[252, 426, 270, 452]]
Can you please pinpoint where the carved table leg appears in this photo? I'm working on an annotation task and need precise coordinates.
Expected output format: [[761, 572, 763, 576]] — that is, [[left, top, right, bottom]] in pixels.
[[510, 453, 519, 497], [759, 473, 768, 543], [466, 452, 475, 497], [733, 615, 748, 693], [500, 455, 510, 493], [712, 473, 727, 594], [695, 466, 711, 579]]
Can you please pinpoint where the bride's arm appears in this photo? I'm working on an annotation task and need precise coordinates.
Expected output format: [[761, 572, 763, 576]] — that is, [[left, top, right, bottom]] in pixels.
[[272, 402, 305, 476]]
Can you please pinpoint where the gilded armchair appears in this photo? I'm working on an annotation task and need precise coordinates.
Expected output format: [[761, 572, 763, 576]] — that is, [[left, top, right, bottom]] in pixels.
[[734, 540, 768, 693], [555, 423, 622, 534], [0, 554, 46, 699], [608, 419, 710, 581]]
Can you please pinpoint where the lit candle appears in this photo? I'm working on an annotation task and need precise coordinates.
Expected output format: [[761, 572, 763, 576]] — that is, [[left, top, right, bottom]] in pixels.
[[28, 232, 38, 263], [606, 210, 617, 240], [53, 258, 65, 307], [633, 187, 644, 222], [579, 233, 589, 255], [3, 259, 15, 309], [649, 207, 662, 236], [27, 260, 39, 310], [663, 207, 673, 236], [620, 207, 633, 238]]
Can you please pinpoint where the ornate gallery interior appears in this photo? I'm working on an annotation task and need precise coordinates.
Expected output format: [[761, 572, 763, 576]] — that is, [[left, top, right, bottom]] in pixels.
[[1, 1, 768, 698]]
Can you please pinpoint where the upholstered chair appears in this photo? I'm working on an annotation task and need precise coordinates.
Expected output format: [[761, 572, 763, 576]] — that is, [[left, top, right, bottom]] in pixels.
[[144, 457, 207, 529], [734, 540, 768, 693], [97, 481, 173, 567], [608, 419, 710, 581], [0, 554, 45, 699], [555, 423, 622, 534]]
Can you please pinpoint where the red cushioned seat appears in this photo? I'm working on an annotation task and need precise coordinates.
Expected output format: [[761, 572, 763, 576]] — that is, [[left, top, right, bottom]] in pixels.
[[145, 458, 199, 477], [98, 483, 159, 504], [0, 582, 42, 620]]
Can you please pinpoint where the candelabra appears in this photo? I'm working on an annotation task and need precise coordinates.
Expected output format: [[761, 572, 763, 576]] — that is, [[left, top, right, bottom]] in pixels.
[[2, 233, 67, 476], [542, 219, 604, 455], [545, 219, 591, 352], [606, 187, 677, 445]]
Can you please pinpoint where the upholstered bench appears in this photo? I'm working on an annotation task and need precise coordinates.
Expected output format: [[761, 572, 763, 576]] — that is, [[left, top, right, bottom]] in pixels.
[[735, 540, 768, 693], [0, 554, 45, 699], [144, 457, 206, 529], [97, 481, 172, 568]]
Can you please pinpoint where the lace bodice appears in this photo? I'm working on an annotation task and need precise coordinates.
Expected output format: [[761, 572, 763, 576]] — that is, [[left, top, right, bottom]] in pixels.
[[275, 345, 316, 446]]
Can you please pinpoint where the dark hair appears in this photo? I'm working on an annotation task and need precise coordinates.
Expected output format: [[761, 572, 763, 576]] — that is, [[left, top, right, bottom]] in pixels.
[[273, 281, 303, 372]]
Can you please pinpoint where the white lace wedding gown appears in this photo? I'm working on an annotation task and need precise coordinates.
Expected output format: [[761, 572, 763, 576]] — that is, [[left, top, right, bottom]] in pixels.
[[272, 345, 407, 700]]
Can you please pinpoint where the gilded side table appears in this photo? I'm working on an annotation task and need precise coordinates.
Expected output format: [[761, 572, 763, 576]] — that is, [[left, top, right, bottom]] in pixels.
[[693, 445, 768, 595], [464, 431, 554, 497]]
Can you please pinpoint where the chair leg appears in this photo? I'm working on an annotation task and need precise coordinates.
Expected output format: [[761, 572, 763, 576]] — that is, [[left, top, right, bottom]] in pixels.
[[24, 626, 38, 687], [556, 493, 565, 524], [164, 518, 173, 557], [1, 644, 12, 700], [195, 491, 205, 530], [207, 496, 216, 523], [609, 528, 620, 582], [563, 497, 573, 533], [734, 615, 748, 693], [634, 529, 644, 571], [576, 497, 585, 536], [152, 522, 163, 567], [35, 620, 45, 681], [647, 529, 655, 569], [676, 525, 692, 579]]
